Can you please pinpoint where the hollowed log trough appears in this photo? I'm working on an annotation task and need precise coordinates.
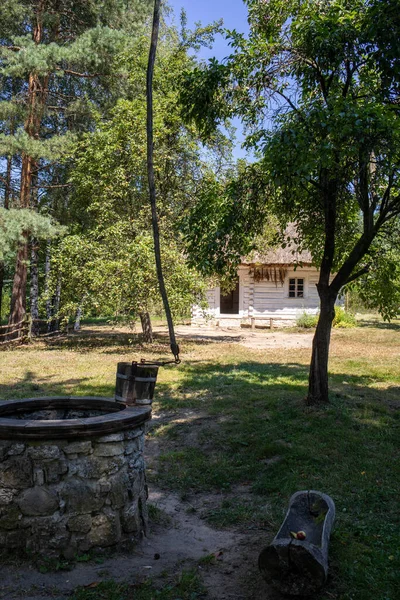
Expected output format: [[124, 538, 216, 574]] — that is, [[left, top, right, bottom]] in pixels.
[[259, 490, 335, 596]]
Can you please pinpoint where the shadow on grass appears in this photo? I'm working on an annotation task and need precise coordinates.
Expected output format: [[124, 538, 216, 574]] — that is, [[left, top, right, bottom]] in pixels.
[[150, 360, 399, 600], [0, 358, 398, 599], [357, 318, 400, 330], [33, 330, 198, 354], [0, 369, 112, 401]]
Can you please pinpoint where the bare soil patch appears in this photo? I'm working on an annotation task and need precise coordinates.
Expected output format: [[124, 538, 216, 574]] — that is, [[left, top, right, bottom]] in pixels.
[[155, 324, 313, 350], [0, 487, 277, 600]]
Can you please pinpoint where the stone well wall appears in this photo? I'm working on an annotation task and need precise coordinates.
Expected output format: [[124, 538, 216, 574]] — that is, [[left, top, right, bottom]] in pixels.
[[0, 423, 148, 558]]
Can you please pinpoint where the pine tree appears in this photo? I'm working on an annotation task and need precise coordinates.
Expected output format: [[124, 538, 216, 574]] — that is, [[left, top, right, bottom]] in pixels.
[[0, 0, 151, 325]]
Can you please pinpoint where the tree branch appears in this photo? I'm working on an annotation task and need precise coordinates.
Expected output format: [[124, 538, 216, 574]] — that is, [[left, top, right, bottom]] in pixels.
[[344, 265, 369, 286]]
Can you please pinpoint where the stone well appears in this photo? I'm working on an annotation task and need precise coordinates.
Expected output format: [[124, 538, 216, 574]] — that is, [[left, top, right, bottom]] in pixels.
[[0, 396, 151, 558]]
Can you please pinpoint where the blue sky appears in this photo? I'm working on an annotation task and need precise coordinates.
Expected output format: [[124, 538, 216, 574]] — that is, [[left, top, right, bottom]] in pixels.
[[168, 0, 249, 61], [168, 0, 250, 159]]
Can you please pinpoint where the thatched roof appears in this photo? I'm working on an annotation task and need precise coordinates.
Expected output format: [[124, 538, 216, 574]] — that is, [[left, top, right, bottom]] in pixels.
[[241, 224, 313, 266]]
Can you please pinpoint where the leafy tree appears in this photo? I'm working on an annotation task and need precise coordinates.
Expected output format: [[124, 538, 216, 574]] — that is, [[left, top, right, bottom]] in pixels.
[[181, 0, 400, 404], [50, 20, 223, 336], [0, 0, 152, 325]]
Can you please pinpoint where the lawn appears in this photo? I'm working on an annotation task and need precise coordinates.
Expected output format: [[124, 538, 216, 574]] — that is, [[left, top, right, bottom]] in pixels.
[[0, 321, 399, 600]]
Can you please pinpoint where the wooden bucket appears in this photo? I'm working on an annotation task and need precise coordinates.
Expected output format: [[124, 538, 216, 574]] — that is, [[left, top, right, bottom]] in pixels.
[[115, 362, 159, 406]]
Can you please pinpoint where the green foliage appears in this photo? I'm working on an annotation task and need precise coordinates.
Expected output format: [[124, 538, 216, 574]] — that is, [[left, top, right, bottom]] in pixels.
[[49, 230, 207, 323], [55, 24, 228, 324], [181, 163, 273, 280], [296, 308, 356, 329], [333, 306, 357, 328], [296, 311, 319, 329], [0, 208, 65, 260], [349, 223, 400, 320], [180, 0, 400, 318]]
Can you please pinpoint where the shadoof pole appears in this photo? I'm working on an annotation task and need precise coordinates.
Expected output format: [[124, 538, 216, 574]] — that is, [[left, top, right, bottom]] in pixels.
[[146, 0, 180, 363]]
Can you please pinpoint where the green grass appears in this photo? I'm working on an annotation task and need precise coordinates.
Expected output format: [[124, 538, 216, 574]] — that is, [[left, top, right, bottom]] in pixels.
[[71, 570, 204, 600], [0, 321, 399, 600]]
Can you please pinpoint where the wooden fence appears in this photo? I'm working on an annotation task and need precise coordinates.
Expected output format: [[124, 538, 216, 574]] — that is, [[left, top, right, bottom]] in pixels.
[[0, 318, 63, 346]]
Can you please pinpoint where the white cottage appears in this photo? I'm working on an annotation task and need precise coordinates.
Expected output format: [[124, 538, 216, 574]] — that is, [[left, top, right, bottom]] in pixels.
[[192, 244, 324, 328]]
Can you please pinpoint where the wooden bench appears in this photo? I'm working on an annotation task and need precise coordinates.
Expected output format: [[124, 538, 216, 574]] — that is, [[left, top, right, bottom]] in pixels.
[[250, 316, 283, 330]]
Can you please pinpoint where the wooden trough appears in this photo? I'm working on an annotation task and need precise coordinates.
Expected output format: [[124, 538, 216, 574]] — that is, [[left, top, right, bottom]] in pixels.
[[259, 490, 335, 596]]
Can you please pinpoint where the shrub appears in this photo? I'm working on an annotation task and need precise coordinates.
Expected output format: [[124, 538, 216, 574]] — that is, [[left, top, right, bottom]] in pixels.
[[333, 306, 357, 328], [296, 311, 319, 328]]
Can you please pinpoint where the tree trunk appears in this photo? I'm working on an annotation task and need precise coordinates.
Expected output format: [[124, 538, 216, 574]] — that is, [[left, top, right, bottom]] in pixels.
[[0, 262, 4, 323], [74, 304, 83, 331], [51, 278, 61, 332], [306, 293, 336, 405], [140, 312, 153, 343], [8, 242, 29, 329], [8, 7, 47, 327], [0, 154, 12, 322], [30, 239, 40, 336], [44, 241, 52, 331]]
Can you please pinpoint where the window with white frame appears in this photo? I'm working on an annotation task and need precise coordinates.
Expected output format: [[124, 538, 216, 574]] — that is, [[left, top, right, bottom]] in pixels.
[[288, 278, 304, 298]]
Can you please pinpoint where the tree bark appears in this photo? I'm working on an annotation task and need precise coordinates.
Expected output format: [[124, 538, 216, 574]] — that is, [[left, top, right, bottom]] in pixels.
[[0, 262, 4, 323], [8, 4, 48, 326], [74, 304, 83, 331], [44, 241, 52, 331], [0, 154, 12, 321], [139, 311, 153, 343], [30, 239, 40, 335], [8, 242, 29, 330], [306, 292, 336, 405], [51, 278, 61, 331]]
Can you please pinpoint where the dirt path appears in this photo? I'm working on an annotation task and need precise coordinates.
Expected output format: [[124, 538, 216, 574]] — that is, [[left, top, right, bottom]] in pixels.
[[154, 324, 313, 350], [0, 485, 278, 600]]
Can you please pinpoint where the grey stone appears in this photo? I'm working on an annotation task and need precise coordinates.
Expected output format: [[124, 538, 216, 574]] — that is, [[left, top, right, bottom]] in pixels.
[[67, 514, 92, 533], [28, 445, 60, 460], [48, 530, 71, 550], [0, 489, 16, 505], [128, 472, 146, 498], [109, 471, 130, 509], [77, 537, 92, 552], [124, 427, 144, 440], [97, 433, 124, 443], [121, 502, 140, 533], [88, 509, 121, 547], [18, 486, 59, 516], [4, 529, 26, 549], [62, 479, 104, 513], [0, 505, 22, 530], [6, 443, 25, 456], [99, 480, 111, 493], [44, 459, 69, 483], [0, 456, 33, 489], [0, 442, 11, 461], [124, 438, 141, 455], [129, 456, 145, 471], [64, 441, 92, 455], [93, 443, 124, 457], [34, 468, 45, 486], [75, 455, 125, 479]]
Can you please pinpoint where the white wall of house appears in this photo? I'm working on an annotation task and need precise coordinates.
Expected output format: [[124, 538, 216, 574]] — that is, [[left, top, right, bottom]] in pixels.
[[192, 266, 326, 326]]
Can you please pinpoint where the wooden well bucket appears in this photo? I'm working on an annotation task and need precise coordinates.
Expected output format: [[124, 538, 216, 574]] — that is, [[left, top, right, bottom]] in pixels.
[[115, 362, 159, 406]]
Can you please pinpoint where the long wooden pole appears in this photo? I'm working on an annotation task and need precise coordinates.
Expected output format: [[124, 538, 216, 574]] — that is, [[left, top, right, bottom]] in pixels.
[[146, 0, 180, 362]]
